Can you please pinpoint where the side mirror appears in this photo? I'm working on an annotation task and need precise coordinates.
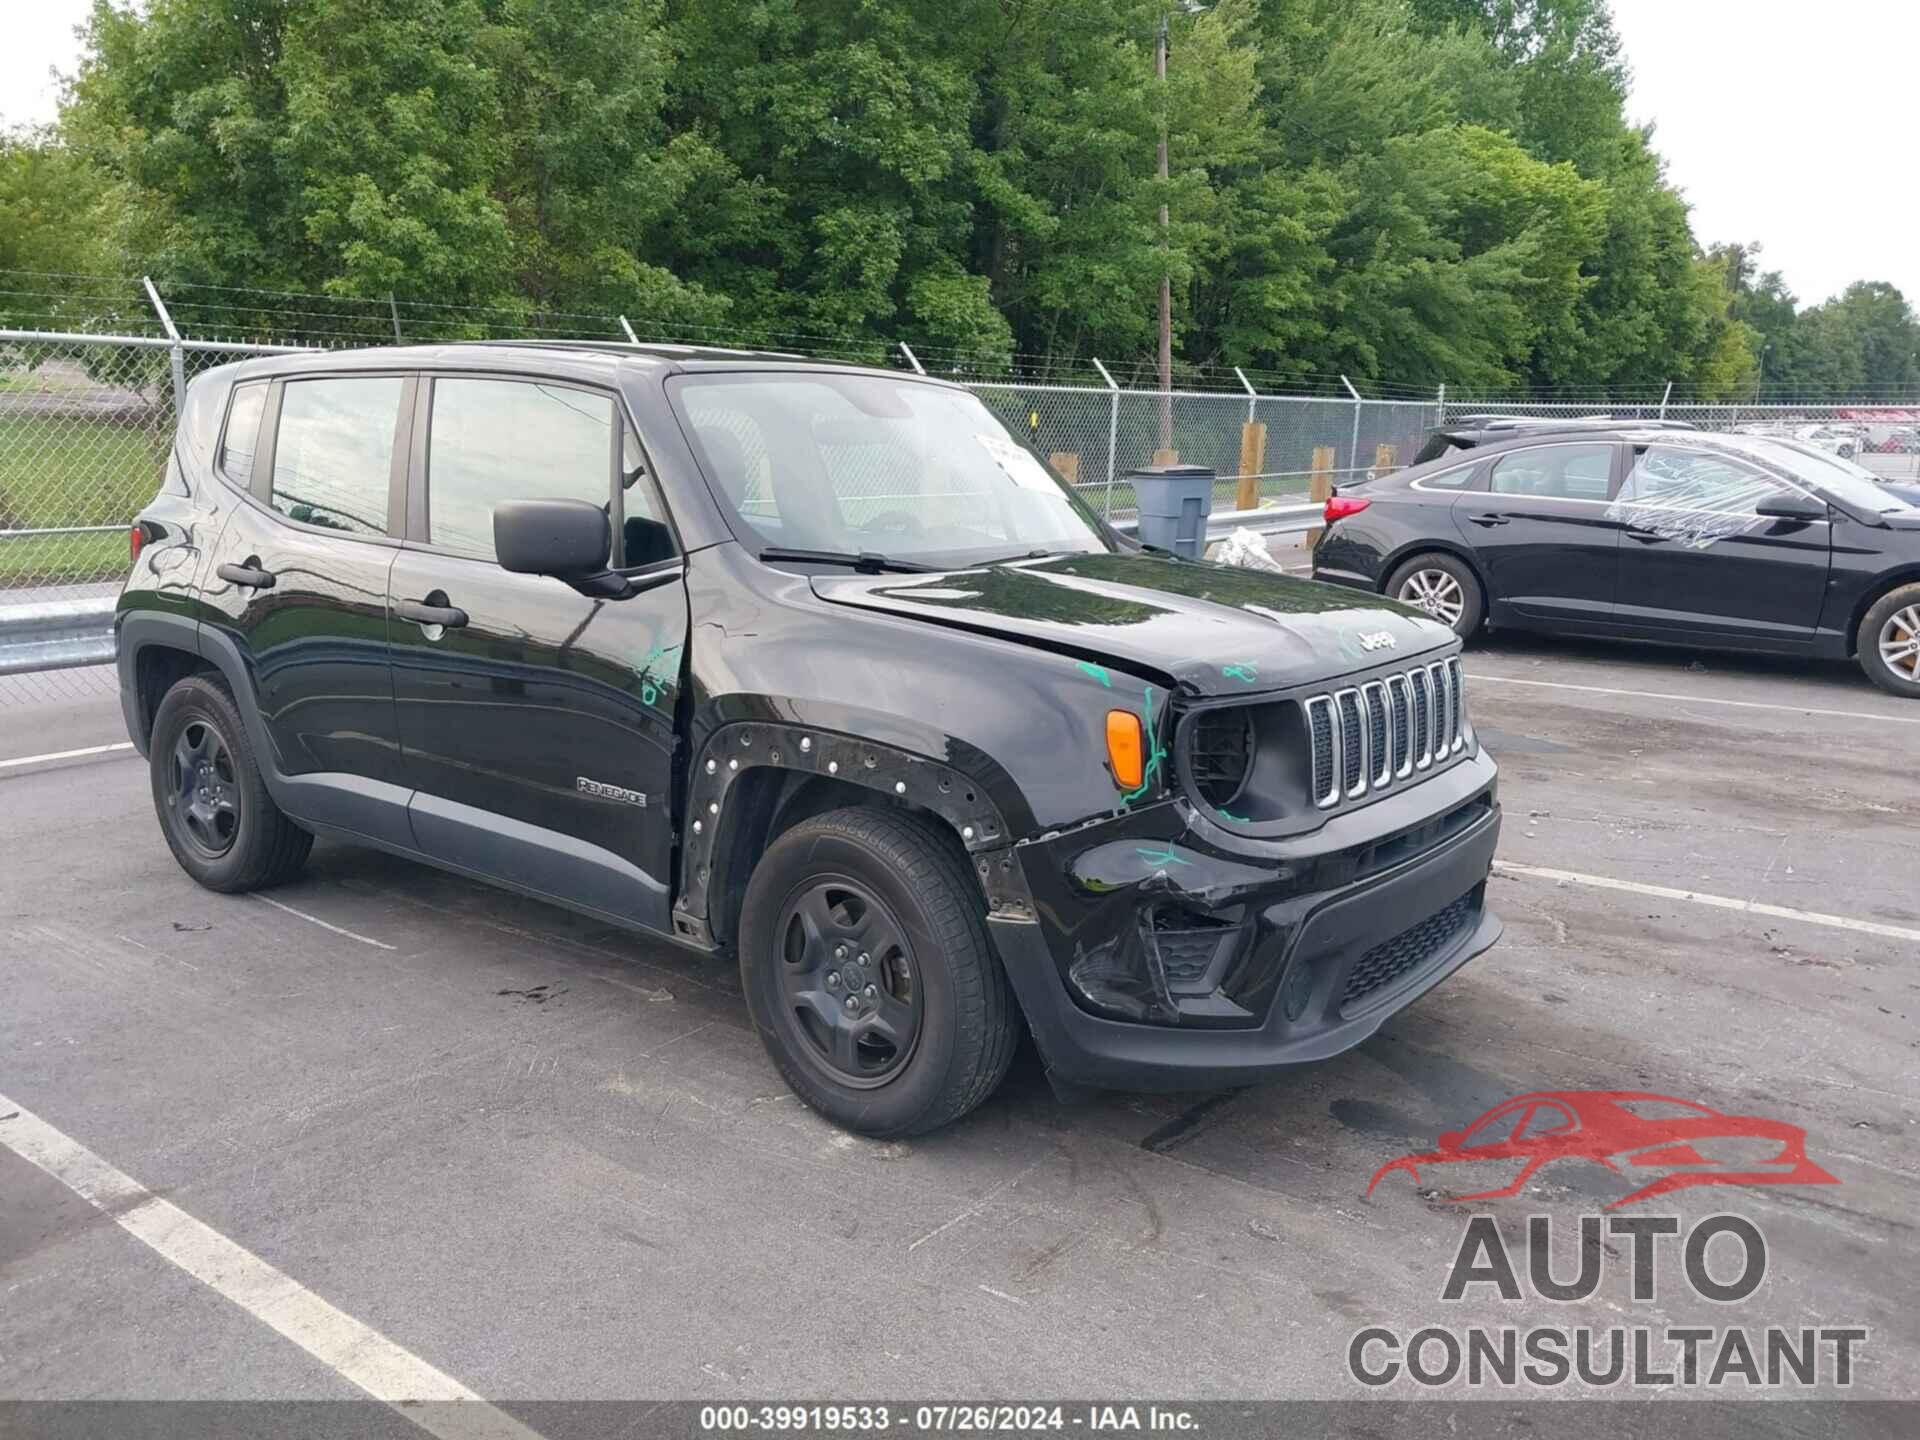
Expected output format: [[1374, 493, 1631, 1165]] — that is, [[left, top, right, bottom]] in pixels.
[[494, 499, 629, 597], [1755, 493, 1827, 523]]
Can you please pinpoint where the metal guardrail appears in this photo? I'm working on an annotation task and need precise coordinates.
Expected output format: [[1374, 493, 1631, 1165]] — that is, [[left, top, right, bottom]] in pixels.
[[0, 598, 117, 677], [1110, 500, 1321, 539]]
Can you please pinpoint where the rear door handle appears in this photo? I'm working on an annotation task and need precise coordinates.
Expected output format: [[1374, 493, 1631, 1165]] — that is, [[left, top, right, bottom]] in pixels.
[[216, 562, 276, 589], [1468, 515, 1510, 527], [396, 596, 469, 630]]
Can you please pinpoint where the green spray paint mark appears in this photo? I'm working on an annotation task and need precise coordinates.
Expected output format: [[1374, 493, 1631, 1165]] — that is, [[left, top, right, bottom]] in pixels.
[[1076, 660, 1113, 688], [1217, 808, 1250, 824], [1135, 844, 1192, 868], [1118, 685, 1167, 806], [1222, 663, 1258, 684], [634, 640, 685, 709]]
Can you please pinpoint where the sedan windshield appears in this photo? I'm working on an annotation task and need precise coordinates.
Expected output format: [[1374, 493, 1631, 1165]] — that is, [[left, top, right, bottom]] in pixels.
[[1713, 434, 1919, 515], [668, 372, 1114, 565]]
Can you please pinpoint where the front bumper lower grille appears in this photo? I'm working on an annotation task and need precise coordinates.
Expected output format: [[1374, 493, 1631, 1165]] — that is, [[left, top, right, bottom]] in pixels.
[[1340, 889, 1478, 1012], [1304, 658, 1465, 809]]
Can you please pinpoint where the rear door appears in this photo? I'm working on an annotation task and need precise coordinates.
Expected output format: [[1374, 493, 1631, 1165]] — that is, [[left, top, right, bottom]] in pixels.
[[1449, 441, 1627, 625], [198, 371, 413, 846], [387, 371, 688, 933], [1608, 444, 1832, 648]]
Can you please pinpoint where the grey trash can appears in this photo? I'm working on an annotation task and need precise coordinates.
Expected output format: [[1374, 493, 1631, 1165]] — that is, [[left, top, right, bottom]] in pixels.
[[1130, 464, 1215, 559]]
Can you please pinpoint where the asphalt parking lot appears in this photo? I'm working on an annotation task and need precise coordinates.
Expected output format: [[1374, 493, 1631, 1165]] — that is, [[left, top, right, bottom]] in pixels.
[[2, 607, 1916, 1415]]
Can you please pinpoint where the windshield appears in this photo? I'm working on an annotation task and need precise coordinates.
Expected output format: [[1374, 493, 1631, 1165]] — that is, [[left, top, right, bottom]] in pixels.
[[669, 373, 1114, 564], [1711, 434, 1918, 515]]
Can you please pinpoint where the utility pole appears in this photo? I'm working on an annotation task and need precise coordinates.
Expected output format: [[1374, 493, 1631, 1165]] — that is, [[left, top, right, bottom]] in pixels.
[[1155, 11, 1173, 457]]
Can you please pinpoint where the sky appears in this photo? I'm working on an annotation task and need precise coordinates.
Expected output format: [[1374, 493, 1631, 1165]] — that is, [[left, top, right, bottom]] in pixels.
[[4, 0, 1917, 311]]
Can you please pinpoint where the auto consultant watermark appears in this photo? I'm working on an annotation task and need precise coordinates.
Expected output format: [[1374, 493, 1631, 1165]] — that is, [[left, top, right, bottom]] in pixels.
[[1350, 1091, 1865, 1392]]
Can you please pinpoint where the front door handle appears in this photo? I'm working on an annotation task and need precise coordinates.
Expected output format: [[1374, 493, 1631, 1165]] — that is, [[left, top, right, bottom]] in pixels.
[[1468, 515, 1510, 527], [217, 561, 276, 589], [1624, 527, 1669, 544], [396, 595, 469, 630]]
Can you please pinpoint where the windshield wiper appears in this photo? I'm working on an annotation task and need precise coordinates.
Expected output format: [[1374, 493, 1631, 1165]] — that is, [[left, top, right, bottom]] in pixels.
[[757, 547, 936, 574], [977, 547, 1067, 566]]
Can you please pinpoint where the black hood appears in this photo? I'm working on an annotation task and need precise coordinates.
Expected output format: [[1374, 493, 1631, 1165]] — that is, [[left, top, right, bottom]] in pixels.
[[810, 552, 1453, 696]]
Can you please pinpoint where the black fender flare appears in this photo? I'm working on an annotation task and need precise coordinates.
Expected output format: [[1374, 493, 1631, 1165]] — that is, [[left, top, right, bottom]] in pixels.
[[114, 609, 208, 757], [674, 720, 1033, 946]]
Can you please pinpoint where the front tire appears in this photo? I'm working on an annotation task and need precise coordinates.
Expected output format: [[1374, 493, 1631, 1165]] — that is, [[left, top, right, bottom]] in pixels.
[[1859, 584, 1920, 698], [1386, 552, 1485, 639], [149, 675, 313, 892], [738, 806, 1020, 1137]]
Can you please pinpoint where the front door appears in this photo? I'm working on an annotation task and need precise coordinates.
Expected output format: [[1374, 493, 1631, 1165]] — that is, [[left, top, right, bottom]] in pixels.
[[387, 372, 688, 934], [198, 372, 413, 846], [1607, 444, 1832, 649], [1449, 441, 1627, 626]]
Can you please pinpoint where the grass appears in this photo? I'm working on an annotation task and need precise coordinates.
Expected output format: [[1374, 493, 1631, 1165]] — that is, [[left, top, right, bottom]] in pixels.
[[0, 415, 165, 588]]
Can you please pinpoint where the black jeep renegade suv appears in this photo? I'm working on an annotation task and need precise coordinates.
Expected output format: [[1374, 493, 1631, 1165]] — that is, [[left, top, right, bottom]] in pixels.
[[116, 342, 1503, 1134]]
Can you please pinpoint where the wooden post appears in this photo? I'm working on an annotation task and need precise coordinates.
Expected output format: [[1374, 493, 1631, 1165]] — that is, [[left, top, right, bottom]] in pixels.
[[1236, 421, 1267, 511], [1373, 443, 1397, 474], [1306, 444, 1335, 549], [1048, 452, 1080, 484]]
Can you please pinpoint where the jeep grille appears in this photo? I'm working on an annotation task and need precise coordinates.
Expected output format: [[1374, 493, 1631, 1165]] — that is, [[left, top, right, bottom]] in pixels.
[[1303, 658, 1466, 809]]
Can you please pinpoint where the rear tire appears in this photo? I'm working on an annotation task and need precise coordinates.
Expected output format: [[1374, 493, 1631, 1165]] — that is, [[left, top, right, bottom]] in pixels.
[[738, 806, 1020, 1137], [149, 675, 313, 892], [1858, 584, 1920, 698], [1386, 552, 1484, 639]]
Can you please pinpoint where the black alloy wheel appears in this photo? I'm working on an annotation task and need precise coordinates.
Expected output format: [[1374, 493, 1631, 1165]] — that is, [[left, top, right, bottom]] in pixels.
[[772, 876, 922, 1087], [166, 718, 241, 857]]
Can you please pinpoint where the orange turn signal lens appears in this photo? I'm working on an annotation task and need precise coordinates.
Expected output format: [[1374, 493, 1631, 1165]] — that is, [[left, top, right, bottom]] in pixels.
[[1106, 709, 1145, 790]]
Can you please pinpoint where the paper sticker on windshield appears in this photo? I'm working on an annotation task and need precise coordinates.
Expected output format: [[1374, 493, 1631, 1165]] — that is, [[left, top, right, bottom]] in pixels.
[[974, 431, 1059, 492]]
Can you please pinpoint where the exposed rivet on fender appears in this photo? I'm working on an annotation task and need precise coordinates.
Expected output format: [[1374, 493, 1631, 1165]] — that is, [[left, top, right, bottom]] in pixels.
[[864, 753, 877, 768], [729, 758, 738, 771], [827, 760, 839, 774], [692, 819, 703, 834], [962, 826, 975, 840], [740, 731, 752, 746], [708, 801, 718, 815], [894, 781, 906, 795], [770, 750, 781, 763], [799, 737, 812, 752], [705, 758, 717, 774]]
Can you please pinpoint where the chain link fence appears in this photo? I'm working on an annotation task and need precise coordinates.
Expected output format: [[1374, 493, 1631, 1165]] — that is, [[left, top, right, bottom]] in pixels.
[[1438, 396, 1920, 481]]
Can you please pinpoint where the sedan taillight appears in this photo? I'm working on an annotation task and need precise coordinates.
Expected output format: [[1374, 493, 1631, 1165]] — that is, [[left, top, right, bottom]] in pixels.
[[1324, 494, 1371, 524]]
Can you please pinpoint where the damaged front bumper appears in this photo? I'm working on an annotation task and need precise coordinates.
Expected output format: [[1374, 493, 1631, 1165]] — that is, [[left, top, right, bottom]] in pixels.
[[991, 752, 1502, 1092]]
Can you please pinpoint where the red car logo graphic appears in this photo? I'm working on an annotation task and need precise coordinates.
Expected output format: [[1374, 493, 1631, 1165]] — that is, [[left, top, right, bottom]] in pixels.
[[1366, 1090, 1838, 1210]]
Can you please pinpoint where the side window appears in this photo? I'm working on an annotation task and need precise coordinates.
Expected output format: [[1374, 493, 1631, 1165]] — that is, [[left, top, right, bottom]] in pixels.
[[618, 425, 677, 569], [1489, 444, 1615, 501], [426, 377, 620, 562], [220, 382, 268, 488], [1617, 447, 1787, 515], [1414, 461, 1479, 491], [270, 377, 404, 536]]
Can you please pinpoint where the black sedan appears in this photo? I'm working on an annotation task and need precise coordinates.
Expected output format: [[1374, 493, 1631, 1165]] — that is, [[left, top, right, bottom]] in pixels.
[[1311, 426, 1920, 697]]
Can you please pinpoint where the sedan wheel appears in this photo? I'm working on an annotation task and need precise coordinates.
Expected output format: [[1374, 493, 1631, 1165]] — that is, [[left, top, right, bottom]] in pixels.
[[1398, 568, 1467, 627], [1879, 605, 1920, 682]]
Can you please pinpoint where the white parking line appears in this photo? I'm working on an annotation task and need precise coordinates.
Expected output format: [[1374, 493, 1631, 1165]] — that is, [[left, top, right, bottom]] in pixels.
[[0, 740, 136, 770], [1493, 861, 1920, 944], [1465, 671, 1918, 726], [0, 1093, 543, 1440], [254, 894, 398, 951]]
